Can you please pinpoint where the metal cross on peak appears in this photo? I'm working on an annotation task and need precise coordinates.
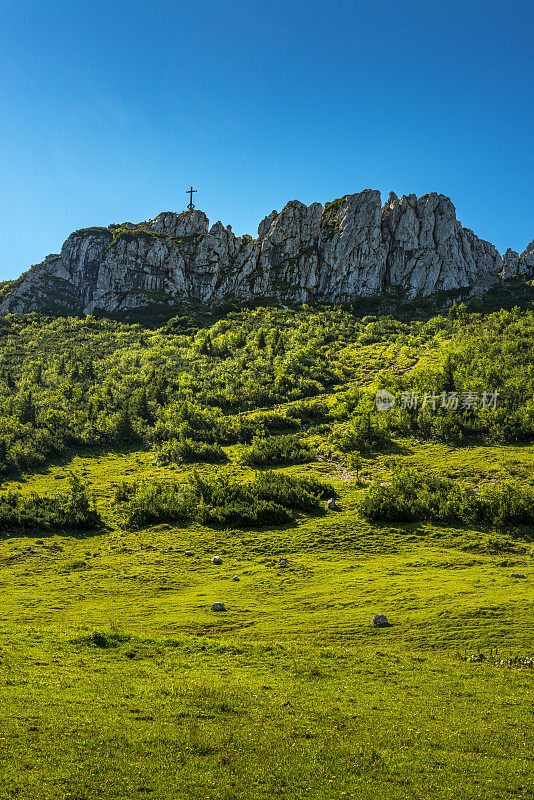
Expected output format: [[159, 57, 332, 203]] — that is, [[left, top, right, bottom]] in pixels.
[[186, 186, 197, 210]]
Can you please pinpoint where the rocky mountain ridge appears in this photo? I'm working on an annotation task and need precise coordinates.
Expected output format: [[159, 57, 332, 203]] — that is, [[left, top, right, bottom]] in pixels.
[[1, 189, 532, 316]]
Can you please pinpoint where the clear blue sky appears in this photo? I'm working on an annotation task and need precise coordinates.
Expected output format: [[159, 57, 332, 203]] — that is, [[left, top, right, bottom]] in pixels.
[[1, 0, 533, 281]]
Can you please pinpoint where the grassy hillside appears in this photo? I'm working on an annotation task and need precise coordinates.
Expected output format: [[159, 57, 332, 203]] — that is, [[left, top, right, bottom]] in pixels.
[[0, 305, 532, 799]]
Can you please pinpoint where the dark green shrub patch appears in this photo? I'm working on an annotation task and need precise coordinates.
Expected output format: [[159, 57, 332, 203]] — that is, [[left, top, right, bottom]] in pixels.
[[241, 434, 314, 466], [330, 414, 392, 454], [115, 470, 333, 529], [153, 437, 226, 465], [360, 469, 534, 527], [0, 476, 101, 531]]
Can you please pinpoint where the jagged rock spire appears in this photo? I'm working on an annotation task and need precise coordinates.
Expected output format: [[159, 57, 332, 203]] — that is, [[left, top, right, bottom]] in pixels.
[[0, 190, 515, 316]]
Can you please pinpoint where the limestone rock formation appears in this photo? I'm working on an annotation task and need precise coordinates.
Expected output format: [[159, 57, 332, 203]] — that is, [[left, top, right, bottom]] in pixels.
[[502, 248, 521, 278], [0, 190, 513, 316], [381, 192, 502, 296], [501, 241, 534, 278], [522, 240, 534, 269]]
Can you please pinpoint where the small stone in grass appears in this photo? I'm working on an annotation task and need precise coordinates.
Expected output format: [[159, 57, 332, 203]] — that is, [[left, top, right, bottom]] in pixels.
[[278, 558, 288, 566], [511, 573, 526, 579], [211, 556, 223, 565], [184, 550, 194, 556], [231, 575, 240, 581], [211, 602, 227, 612], [373, 614, 390, 627]]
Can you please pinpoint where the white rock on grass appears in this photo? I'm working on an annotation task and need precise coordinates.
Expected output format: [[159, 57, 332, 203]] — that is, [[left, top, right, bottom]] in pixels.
[[211, 556, 223, 565]]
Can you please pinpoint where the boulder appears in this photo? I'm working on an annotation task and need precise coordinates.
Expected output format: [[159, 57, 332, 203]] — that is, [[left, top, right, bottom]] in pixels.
[[372, 614, 390, 627], [211, 556, 223, 565], [211, 602, 227, 612]]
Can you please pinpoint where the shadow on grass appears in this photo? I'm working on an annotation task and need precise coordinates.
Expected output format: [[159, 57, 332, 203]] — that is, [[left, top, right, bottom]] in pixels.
[[366, 518, 534, 548], [12, 442, 149, 483], [362, 440, 414, 459], [0, 522, 109, 542]]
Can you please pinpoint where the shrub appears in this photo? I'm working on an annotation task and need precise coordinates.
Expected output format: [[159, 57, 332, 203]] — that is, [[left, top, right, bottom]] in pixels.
[[251, 471, 334, 510], [287, 400, 330, 423], [330, 414, 392, 454], [251, 411, 300, 432], [359, 469, 477, 523], [116, 470, 332, 529], [360, 469, 534, 527], [118, 482, 193, 529], [241, 434, 313, 466], [0, 476, 101, 531], [153, 437, 225, 465], [478, 481, 534, 526]]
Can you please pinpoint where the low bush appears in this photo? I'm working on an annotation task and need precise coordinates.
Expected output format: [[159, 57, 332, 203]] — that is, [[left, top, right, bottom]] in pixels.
[[115, 481, 192, 529], [241, 434, 314, 466], [286, 400, 330, 423], [330, 414, 392, 454], [0, 476, 101, 531], [153, 437, 225, 465], [250, 411, 300, 432], [116, 470, 333, 529], [359, 469, 534, 527]]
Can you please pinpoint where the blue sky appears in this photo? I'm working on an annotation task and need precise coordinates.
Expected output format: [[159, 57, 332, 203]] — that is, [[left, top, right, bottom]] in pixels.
[[1, 0, 533, 280]]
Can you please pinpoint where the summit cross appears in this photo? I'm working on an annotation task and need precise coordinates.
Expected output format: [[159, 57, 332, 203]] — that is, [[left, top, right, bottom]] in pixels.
[[186, 186, 197, 210]]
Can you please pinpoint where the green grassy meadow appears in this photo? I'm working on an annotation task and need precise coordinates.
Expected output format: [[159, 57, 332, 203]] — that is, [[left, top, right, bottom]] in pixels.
[[0, 435, 532, 799], [0, 306, 532, 798]]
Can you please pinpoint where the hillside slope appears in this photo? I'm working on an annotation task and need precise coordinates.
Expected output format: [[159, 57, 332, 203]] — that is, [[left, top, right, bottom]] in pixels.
[[0, 306, 532, 799]]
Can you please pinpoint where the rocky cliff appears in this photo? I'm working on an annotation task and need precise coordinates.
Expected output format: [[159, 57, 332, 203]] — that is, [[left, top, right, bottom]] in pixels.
[[1, 189, 527, 317]]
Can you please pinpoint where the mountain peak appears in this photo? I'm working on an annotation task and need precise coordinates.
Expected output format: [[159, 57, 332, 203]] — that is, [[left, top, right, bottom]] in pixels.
[[1, 189, 528, 317]]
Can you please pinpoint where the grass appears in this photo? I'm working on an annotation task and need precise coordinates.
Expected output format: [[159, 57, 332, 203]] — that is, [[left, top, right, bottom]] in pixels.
[[0, 630, 532, 800], [0, 433, 532, 797]]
